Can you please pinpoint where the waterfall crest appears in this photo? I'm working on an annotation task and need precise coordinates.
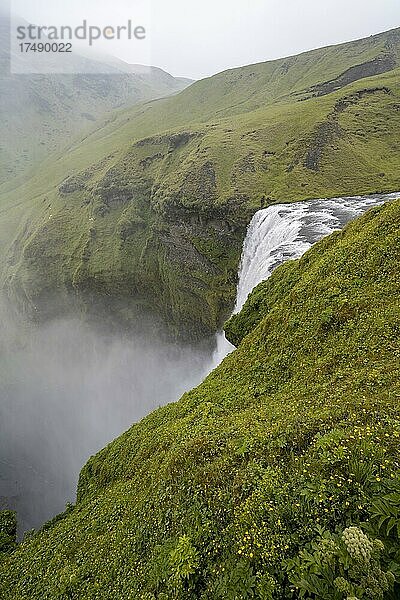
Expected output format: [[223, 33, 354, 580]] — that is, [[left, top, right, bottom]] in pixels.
[[213, 191, 399, 366]]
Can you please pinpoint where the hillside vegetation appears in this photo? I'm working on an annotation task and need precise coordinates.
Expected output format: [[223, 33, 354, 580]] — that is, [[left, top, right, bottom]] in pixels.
[[0, 65, 190, 184], [1, 197, 399, 599], [0, 11, 191, 184], [1, 28, 400, 340]]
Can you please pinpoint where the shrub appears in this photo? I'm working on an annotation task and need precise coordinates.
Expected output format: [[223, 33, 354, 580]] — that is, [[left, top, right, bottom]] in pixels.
[[287, 526, 395, 599]]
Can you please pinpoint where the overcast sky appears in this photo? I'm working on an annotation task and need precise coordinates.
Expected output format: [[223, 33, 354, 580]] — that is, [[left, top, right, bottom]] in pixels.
[[6, 0, 400, 79]]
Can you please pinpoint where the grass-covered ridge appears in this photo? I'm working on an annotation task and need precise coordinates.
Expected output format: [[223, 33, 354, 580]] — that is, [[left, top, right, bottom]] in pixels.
[[1, 28, 400, 340], [1, 199, 399, 599], [0, 10, 192, 185]]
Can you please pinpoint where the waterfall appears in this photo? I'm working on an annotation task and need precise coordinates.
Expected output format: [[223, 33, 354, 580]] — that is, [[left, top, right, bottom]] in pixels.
[[212, 191, 399, 366]]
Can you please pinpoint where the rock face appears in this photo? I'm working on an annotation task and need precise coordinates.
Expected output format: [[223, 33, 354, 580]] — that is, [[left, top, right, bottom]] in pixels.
[[303, 87, 392, 172], [306, 53, 397, 97]]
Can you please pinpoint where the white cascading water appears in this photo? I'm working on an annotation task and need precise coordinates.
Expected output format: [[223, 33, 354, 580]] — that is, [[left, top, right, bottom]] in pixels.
[[212, 191, 399, 365]]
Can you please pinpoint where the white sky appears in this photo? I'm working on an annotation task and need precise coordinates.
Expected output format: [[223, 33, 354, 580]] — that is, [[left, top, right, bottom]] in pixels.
[[6, 0, 400, 79]]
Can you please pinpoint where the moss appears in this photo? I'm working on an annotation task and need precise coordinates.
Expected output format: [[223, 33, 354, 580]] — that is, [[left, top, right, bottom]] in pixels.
[[0, 511, 17, 555], [225, 259, 302, 346]]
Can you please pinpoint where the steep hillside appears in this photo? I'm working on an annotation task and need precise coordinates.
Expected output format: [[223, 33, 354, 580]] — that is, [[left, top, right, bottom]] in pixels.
[[0, 11, 192, 184], [1, 28, 400, 340], [1, 198, 399, 599]]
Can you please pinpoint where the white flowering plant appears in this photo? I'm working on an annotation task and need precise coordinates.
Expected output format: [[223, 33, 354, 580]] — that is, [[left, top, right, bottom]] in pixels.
[[287, 525, 395, 599]]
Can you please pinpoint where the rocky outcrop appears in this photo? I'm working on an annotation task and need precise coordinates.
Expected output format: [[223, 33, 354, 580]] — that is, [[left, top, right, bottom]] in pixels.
[[304, 87, 392, 172], [306, 53, 396, 98]]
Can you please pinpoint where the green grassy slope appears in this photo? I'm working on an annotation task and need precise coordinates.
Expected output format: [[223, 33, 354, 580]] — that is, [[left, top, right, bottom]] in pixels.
[[1, 28, 400, 340], [0, 67, 192, 185], [0, 11, 192, 185], [1, 198, 399, 599]]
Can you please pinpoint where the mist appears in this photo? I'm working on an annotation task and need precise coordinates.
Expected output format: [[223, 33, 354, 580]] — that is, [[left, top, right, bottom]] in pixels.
[[0, 299, 213, 534], [6, 0, 400, 79]]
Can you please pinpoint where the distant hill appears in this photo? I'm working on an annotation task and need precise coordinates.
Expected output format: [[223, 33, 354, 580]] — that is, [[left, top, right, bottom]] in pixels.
[[0, 27, 399, 340], [0, 10, 193, 183]]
